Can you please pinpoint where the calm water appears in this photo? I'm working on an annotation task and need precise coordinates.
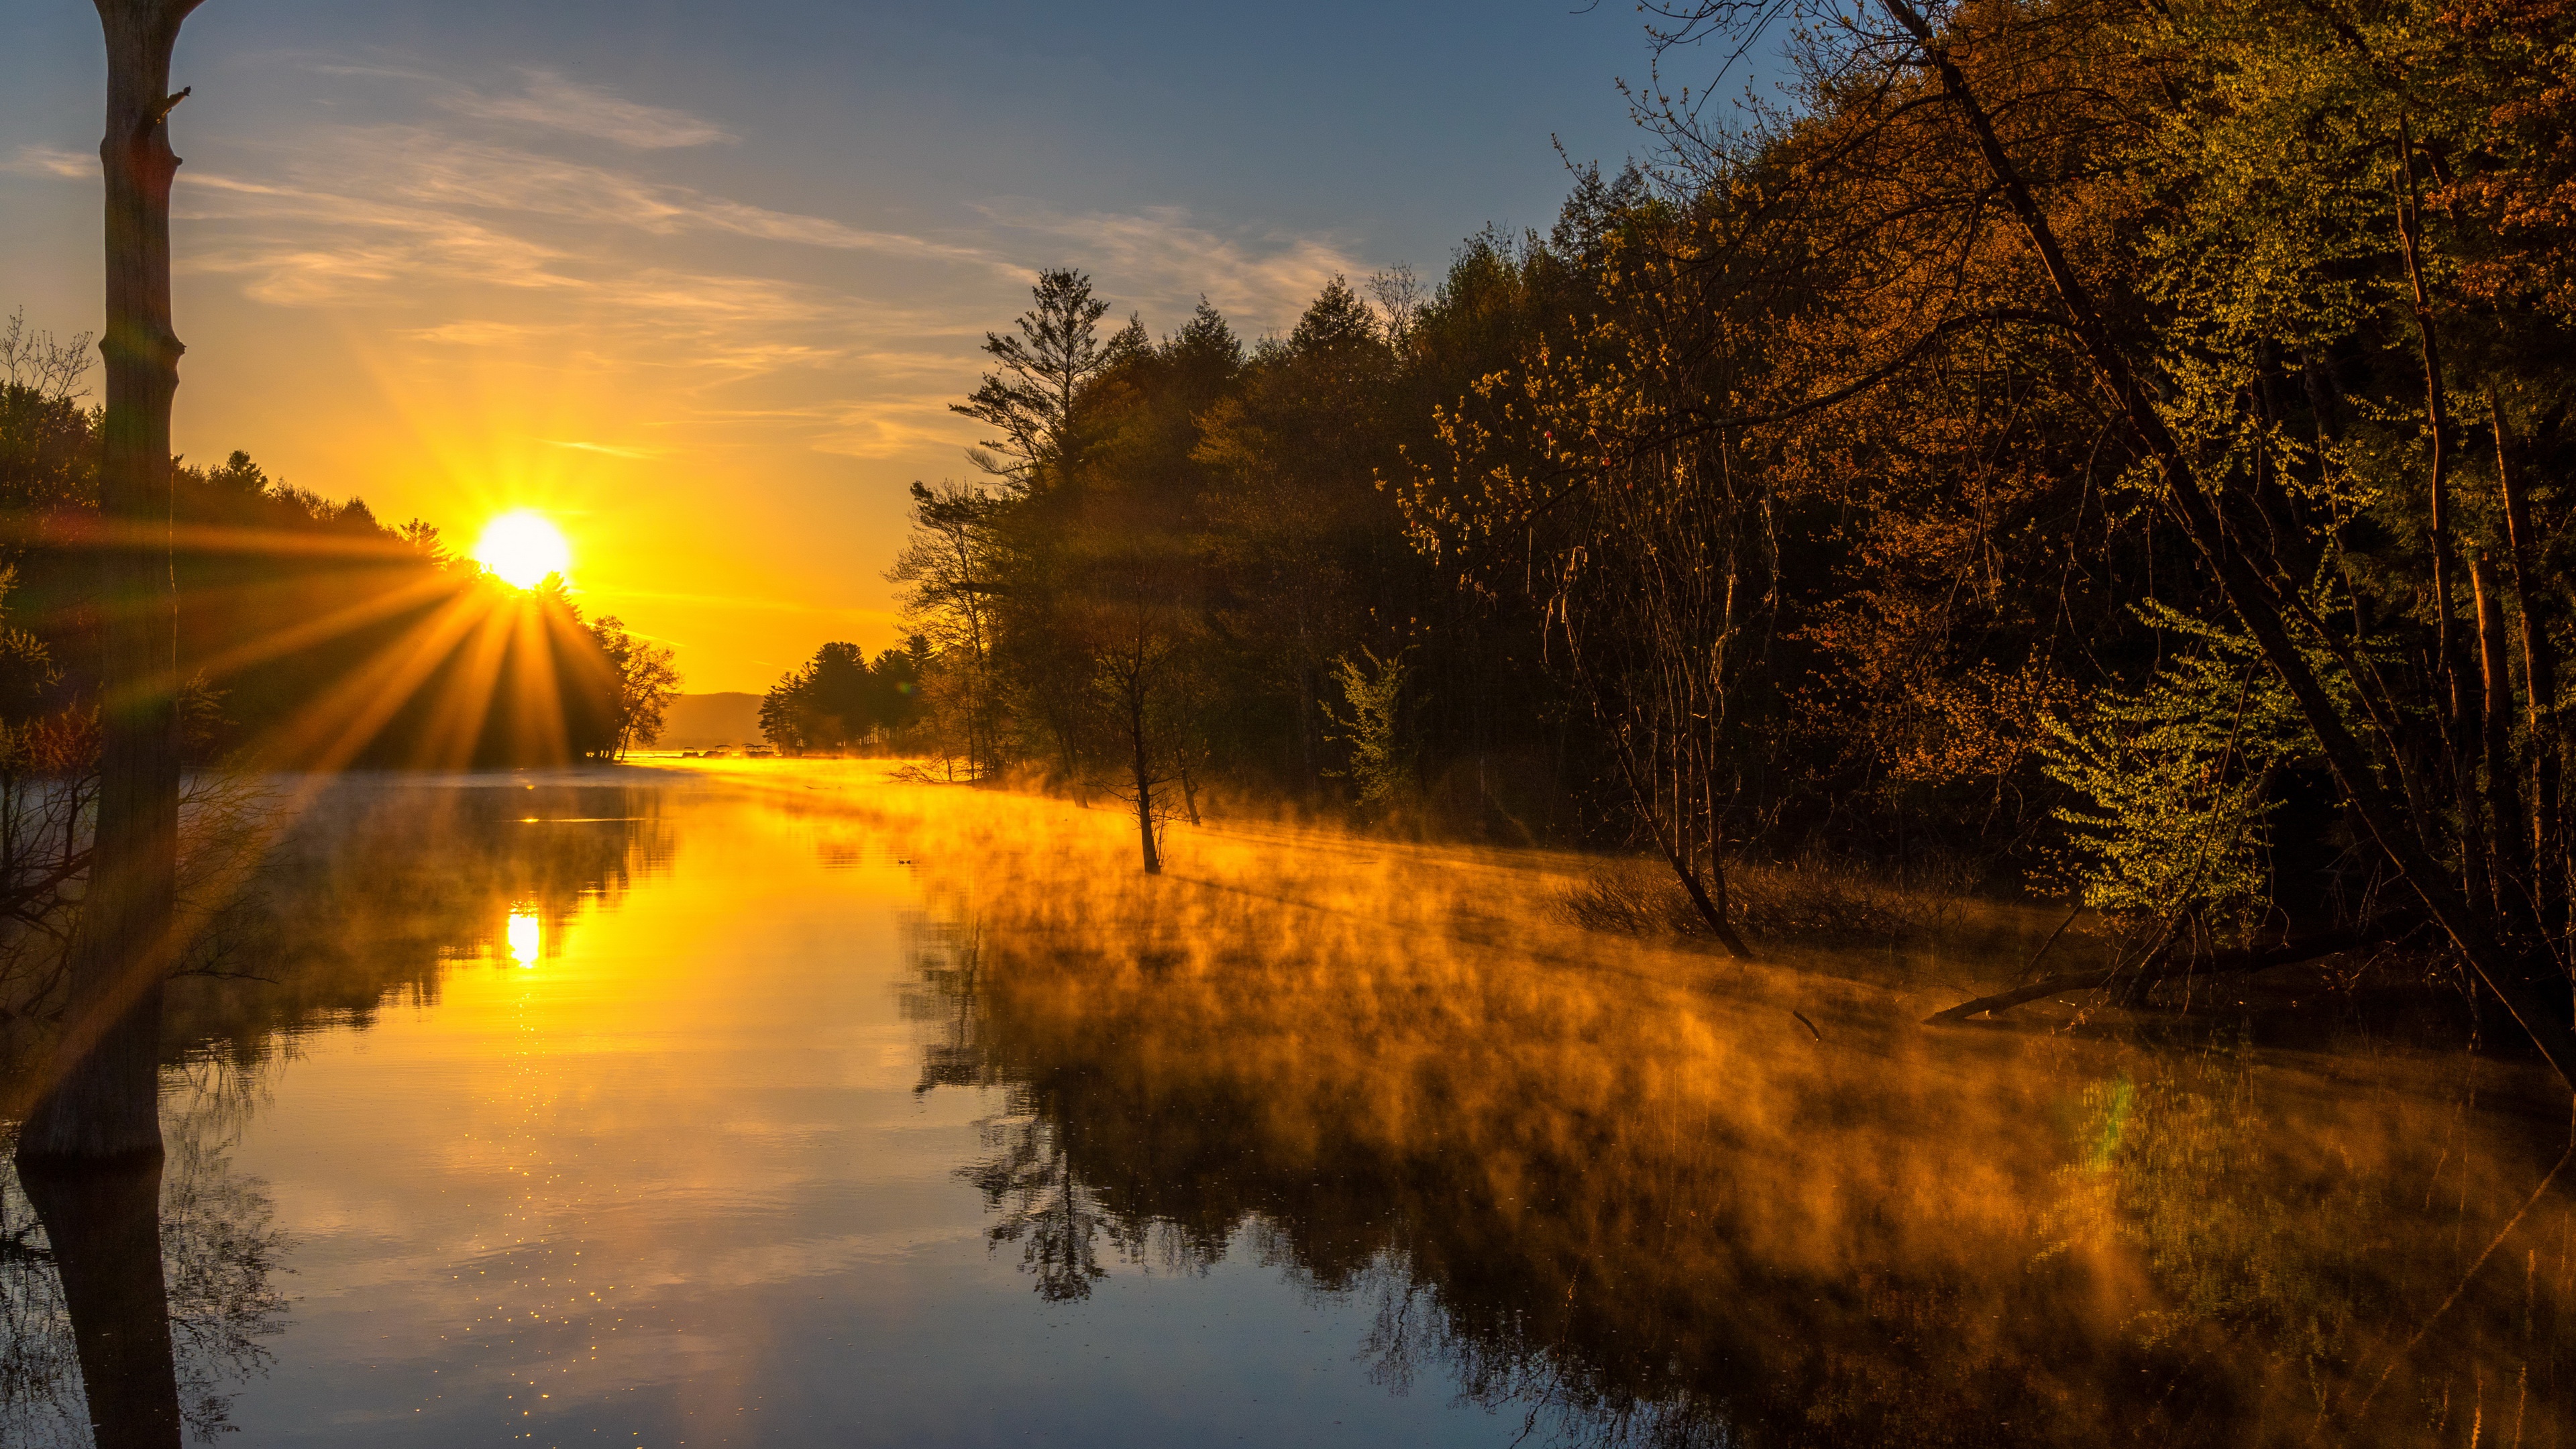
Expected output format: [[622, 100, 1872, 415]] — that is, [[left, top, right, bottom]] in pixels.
[[5, 764, 2572, 1446]]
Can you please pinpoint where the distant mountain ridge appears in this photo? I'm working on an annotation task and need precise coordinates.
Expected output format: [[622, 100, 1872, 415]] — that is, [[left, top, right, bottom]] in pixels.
[[659, 692, 763, 748]]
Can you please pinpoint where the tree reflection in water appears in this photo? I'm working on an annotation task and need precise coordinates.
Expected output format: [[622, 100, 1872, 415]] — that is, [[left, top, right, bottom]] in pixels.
[[2, 777, 666, 1446], [1, 1077, 288, 1447], [902, 868, 2576, 1448]]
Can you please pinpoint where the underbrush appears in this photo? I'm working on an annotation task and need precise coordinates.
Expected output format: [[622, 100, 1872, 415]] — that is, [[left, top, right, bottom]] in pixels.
[[1561, 853, 1977, 949]]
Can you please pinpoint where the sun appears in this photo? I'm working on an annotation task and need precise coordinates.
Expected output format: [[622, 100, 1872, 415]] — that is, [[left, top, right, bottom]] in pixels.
[[473, 510, 572, 590]]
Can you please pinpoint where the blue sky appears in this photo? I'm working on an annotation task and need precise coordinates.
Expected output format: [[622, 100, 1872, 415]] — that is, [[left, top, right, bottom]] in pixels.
[[1, 1, 1705, 690]]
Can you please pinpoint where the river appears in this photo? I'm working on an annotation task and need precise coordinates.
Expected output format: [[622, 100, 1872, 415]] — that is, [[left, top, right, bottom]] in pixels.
[[3, 762, 2569, 1446]]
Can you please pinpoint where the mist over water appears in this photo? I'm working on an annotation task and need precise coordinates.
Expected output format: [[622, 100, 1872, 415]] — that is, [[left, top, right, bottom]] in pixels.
[[5, 762, 2570, 1446]]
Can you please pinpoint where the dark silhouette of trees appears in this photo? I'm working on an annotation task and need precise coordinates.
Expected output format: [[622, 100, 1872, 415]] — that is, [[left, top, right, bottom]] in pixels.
[[586, 615, 680, 760], [758, 640, 920, 755], [888, 482, 1004, 776], [951, 268, 1138, 490]]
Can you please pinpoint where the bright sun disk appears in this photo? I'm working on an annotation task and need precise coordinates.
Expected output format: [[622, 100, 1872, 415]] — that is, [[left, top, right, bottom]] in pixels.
[[474, 510, 572, 590]]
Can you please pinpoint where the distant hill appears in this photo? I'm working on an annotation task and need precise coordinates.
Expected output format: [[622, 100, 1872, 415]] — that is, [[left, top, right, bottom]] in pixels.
[[658, 692, 764, 748]]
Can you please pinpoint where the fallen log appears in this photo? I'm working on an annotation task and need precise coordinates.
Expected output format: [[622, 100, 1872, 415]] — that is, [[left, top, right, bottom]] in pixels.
[[1923, 914, 2424, 1024]]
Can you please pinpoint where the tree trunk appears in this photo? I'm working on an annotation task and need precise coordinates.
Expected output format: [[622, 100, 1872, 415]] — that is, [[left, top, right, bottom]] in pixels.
[[1925, 912, 2422, 1024], [16, 1156, 184, 1448], [1879, 0, 2576, 1086], [1605, 715, 1752, 958], [16, 0, 201, 1165], [2492, 396, 2562, 912], [2394, 123, 2492, 912], [2473, 550, 2531, 916], [1130, 684, 1159, 875]]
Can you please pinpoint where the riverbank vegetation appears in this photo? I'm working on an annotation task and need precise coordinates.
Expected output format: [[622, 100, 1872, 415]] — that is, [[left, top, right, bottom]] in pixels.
[[858, 770, 2573, 1446], [877, 0, 2576, 1053]]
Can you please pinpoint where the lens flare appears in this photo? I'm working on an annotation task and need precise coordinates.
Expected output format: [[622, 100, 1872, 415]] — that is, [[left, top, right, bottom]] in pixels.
[[474, 511, 572, 590]]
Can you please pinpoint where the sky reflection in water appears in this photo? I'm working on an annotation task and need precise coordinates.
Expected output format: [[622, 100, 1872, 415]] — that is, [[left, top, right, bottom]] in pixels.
[[5, 763, 2573, 1446]]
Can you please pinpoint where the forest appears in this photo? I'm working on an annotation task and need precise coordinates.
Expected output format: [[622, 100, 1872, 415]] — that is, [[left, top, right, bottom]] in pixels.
[[877, 0, 2576, 1033]]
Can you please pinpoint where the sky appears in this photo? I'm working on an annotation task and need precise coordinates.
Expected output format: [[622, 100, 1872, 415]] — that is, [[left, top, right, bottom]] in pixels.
[[1, 1, 1680, 692]]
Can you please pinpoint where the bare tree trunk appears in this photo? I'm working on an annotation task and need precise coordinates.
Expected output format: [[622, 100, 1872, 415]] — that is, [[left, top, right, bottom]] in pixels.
[[2473, 550, 2532, 914], [2395, 123, 2492, 912], [1878, 0, 2576, 1085], [17, 0, 201, 1165], [2493, 395, 2562, 912], [1128, 666, 1159, 875], [17, 1156, 184, 1448], [1605, 713, 1752, 958]]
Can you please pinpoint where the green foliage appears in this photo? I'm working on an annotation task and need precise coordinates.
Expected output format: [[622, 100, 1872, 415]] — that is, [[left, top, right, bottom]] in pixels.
[[1324, 647, 1411, 810], [2035, 605, 2331, 926]]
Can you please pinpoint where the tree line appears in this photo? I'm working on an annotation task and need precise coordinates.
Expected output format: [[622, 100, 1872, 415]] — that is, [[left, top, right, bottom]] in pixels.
[[0, 310, 680, 768], [758, 639, 922, 755], [888, 0, 2575, 1061]]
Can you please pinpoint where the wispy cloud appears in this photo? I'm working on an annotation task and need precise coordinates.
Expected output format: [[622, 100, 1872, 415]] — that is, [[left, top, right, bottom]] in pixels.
[[541, 439, 669, 460], [401, 319, 559, 345], [977, 199, 1374, 337], [187, 127, 1007, 278], [810, 392, 981, 460], [442, 69, 737, 150], [9, 62, 1378, 475], [3, 145, 95, 180]]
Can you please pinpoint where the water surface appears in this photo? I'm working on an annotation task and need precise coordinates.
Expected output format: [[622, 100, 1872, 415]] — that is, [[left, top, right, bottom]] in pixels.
[[5, 764, 2571, 1446]]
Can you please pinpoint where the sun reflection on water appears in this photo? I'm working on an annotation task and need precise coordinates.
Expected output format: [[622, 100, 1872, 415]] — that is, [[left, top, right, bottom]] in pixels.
[[506, 907, 541, 967]]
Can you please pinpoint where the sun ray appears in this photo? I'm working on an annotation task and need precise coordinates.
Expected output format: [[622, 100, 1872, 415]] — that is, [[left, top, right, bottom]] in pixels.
[[176, 570, 469, 692], [506, 593, 574, 764], [415, 598, 522, 768], [248, 588, 495, 782]]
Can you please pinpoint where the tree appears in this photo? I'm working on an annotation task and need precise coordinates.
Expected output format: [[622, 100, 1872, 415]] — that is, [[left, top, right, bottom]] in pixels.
[[1324, 647, 1413, 814], [865, 641, 925, 737], [1628, 0, 2576, 1071], [889, 481, 1004, 777], [951, 268, 1138, 490], [13, 9, 209, 1447], [1405, 197, 1777, 956], [1073, 542, 1208, 873], [1195, 278, 1401, 792], [586, 616, 680, 760], [18, 0, 208, 1170], [0, 311, 99, 525], [759, 642, 875, 754]]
